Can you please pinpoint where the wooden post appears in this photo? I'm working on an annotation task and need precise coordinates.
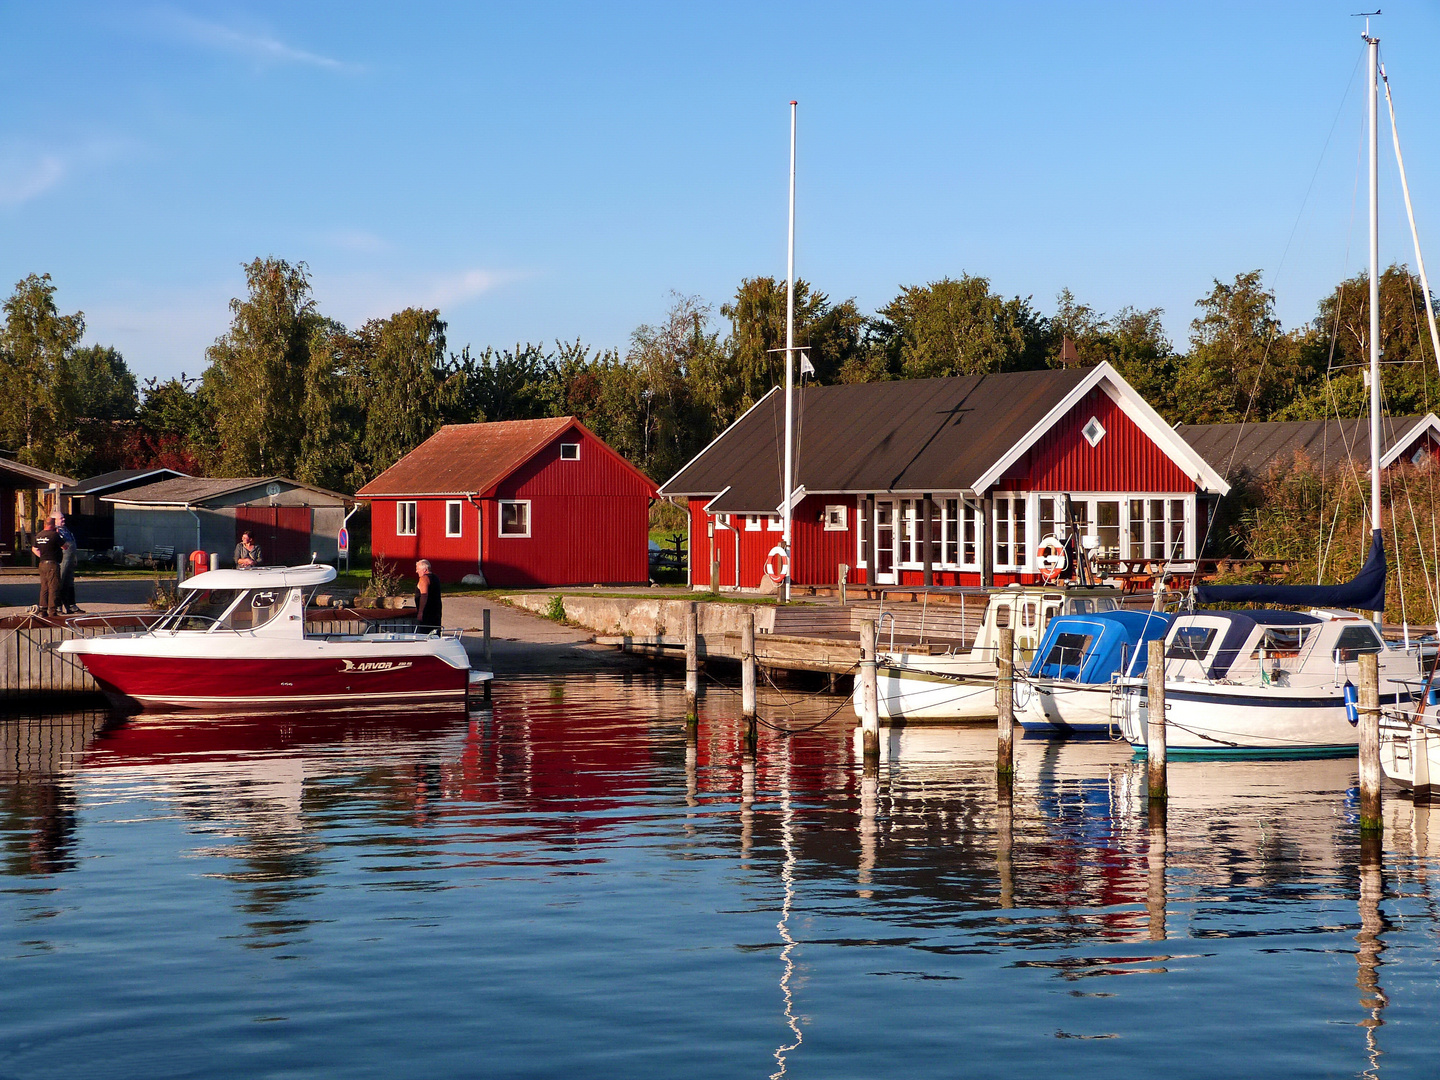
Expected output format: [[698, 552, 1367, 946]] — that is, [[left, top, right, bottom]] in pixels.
[[838, 564, 849, 606], [1359, 650, 1382, 833], [997, 626, 1014, 785], [482, 608, 492, 666], [922, 494, 933, 588], [684, 604, 699, 722], [859, 619, 879, 760], [981, 493, 995, 588], [709, 536, 720, 596], [741, 612, 757, 721], [1147, 638, 1167, 801]]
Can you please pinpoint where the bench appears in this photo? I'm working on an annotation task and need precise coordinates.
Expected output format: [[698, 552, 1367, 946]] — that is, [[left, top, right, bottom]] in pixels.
[[142, 545, 176, 569]]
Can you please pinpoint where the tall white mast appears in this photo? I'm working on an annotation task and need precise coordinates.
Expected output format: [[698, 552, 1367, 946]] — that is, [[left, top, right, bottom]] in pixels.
[[782, 100, 797, 601], [1366, 29, 1381, 537]]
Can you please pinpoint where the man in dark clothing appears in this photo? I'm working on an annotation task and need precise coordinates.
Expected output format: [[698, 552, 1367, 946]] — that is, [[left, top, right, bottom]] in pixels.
[[31, 516, 64, 618], [414, 559, 442, 631], [56, 513, 80, 613]]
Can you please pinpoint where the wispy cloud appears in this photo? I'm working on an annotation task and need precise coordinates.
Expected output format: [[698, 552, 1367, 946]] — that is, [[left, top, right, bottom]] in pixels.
[[320, 228, 389, 254], [0, 139, 129, 208], [317, 268, 529, 325], [159, 9, 350, 71]]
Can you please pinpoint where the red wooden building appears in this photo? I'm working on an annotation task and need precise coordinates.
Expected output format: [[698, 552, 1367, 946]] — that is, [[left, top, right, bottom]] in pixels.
[[659, 364, 1229, 589], [359, 417, 657, 586]]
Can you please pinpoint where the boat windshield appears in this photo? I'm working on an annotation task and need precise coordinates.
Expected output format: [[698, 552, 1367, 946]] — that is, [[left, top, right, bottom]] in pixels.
[[159, 587, 292, 632], [1067, 596, 1120, 614], [1167, 626, 1217, 661]]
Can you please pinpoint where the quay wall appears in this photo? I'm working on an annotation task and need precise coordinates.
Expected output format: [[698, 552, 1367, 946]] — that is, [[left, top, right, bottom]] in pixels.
[[504, 595, 777, 638]]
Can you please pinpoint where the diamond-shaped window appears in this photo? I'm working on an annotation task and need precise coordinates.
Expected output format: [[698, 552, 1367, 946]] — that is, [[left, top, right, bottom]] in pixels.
[[1082, 416, 1106, 447]]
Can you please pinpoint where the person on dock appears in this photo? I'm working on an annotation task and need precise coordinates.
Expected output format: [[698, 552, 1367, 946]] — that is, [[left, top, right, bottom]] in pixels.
[[414, 559, 442, 632], [234, 532, 262, 569], [56, 513, 81, 614], [30, 515, 64, 618]]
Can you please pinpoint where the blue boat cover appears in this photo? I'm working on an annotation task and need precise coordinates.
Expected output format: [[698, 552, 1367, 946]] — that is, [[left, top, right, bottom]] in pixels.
[[1028, 610, 1172, 684], [1194, 529, 1386, 611]]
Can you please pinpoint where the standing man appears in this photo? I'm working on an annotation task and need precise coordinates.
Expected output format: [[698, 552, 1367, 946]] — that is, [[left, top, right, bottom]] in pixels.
[[414, 559, 442, 632], [234, 531, 263, 569], [55, 512, 81, 614], [30, 515, 64, 618]]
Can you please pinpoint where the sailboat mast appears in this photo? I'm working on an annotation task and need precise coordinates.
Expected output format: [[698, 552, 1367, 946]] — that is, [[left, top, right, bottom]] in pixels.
[[1367, 31, 1381, 536], [782, 100, 797, 601]]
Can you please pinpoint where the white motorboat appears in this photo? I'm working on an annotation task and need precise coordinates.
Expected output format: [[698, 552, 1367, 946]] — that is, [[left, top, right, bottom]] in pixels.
[[853, 584, 1126, 722], [58, 564, 487, 711], [1116, 609, 1420, 757], [1018, 609, 1170, 735]]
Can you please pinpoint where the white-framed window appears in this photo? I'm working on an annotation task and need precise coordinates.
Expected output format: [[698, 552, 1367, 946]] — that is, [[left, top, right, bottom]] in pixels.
[[767, 514, 782, 531], [823, 504, 847, 531], [938, 497, 981, 569], [1033, 492, 1193, 563], [445, 500, 463, 537], [397, 501, 417, 537], [1081, 416, 1106, 447], [499, 500, 531, 537], [745, 514, 762, 531], [560, 442, 580, 460], [993, 495, 1027, 570]]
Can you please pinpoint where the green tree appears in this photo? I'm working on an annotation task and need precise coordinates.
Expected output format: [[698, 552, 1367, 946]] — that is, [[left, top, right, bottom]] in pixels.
[[202, 258, 322, 476], [716, 277, 859, 424], [872, 274, 1047, 379], [295, 319, 365, 492], [1047, 289, 1177, 411], [67, 345, 138, 421], [353, 308, 459, 480], [1170, 271, 1316, 424], [0, 273, 87, 473]]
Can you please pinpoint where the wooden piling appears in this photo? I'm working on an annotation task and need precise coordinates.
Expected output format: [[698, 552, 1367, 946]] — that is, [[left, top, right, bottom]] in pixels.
[[859, 619, 879, 760], [1146, 638, 1167, 801], [996, 626, 1014, 784], [684, 604, 699, 721], [741, 612, 757, 721], [710, 545, 720, 596], [482, 608, 492, 667], [1359, 650, 1382, 833]]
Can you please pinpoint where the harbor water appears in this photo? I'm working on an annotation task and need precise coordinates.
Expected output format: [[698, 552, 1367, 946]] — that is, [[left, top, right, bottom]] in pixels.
[[2, 673, 1438, 1078]]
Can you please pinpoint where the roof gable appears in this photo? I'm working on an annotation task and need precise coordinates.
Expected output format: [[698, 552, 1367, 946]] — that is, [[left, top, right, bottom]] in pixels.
[[662, 365, 1226, 510], [0, 457, 76, 488], [1177, 415, 1433, 479], [65, 467, 189, 496], [356, 417, 656, 498], [106, 476, 349, 507]]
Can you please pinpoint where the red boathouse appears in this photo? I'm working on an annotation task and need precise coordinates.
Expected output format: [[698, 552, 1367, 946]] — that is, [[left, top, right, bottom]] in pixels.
[[659, 364, 1230, 590], [359, 417, 657, 586]]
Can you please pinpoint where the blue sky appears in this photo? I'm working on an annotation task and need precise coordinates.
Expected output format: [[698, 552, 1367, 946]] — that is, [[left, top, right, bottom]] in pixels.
[[6, 2, 1440, 383]]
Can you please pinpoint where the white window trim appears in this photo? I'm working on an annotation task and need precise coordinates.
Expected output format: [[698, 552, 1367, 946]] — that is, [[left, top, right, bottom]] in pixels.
[[823, 504, 848, 532], [745, 514, 762, 532], [1033, 491, 1195, 563], [397, 501, 417, 537], [498, 499, 531, 538], [560, 442, 580, 460], [445, 499, 463, 537], [767, 514, 782, 531]]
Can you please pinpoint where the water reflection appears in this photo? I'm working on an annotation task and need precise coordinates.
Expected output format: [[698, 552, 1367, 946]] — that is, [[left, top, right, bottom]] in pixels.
[[0, 675, 1432, 1078]]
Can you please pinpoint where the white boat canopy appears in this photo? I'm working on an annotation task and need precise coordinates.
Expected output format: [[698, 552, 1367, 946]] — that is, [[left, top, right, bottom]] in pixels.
[[179, 564, 338, 591]]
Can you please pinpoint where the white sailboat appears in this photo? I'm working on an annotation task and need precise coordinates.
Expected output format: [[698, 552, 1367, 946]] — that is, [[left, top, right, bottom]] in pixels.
[[1118, 27, 1426, 758]]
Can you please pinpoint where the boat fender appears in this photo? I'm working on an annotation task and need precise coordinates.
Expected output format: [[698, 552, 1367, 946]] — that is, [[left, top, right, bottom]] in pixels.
[[1344, 680, 1359, 726]]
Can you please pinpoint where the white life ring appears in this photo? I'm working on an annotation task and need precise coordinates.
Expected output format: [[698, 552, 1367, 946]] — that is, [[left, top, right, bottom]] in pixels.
[[1036, 535, 1068, 583], [764, 544, 790, 583]]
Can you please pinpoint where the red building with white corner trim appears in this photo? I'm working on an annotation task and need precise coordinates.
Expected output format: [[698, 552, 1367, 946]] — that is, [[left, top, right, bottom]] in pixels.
[[358, 417, 657, 586], [659, 364, 1230, 590]]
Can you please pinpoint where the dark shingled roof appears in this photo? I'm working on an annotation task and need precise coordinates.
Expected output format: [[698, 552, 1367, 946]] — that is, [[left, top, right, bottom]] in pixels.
[[1177, 416, 1431, 481], [64, 467, 189, 496], [661, 369, 1094, 511], [105, 476, 349, 506], [0, 457, 75, 488]]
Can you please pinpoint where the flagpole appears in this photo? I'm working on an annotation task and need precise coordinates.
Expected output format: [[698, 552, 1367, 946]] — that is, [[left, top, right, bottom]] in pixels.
[[782, 100, 796, 604]]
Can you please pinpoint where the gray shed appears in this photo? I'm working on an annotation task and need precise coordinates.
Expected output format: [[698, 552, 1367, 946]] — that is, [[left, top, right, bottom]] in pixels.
[[105, 476, 352, 568]]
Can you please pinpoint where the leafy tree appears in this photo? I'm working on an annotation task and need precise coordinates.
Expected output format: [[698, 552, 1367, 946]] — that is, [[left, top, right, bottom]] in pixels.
[[1170, 271, 1317, 424], [202, 258, 322, 476], [1047, 289, 1177, 411], [67, 345, 138, 421], [871, 274, 1047, 379], [0, 273, 87, 472], [353, 308, 459, 480], [451, 342, 556, 424], [716, 278, 860, 423], [125, 374, 210, 473], [296, 319, 365, 492]]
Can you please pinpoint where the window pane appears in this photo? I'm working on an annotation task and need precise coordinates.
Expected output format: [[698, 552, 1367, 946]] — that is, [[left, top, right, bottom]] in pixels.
[[900, 499, 914, 563], [1039, 497, 1056, 539], [963, 503, 977, 565], [944, 499, 959, 565], [996, 499, 1010, 565], [1096, 500, 1120, 558], [1013, 499, 1026, 562]]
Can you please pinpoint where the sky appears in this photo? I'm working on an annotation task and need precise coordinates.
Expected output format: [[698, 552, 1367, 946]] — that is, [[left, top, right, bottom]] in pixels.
[[5, 2, 1440, 384]]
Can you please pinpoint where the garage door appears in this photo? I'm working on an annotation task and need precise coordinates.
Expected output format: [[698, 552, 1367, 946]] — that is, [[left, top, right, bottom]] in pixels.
[[234, 507, 314, 567]]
